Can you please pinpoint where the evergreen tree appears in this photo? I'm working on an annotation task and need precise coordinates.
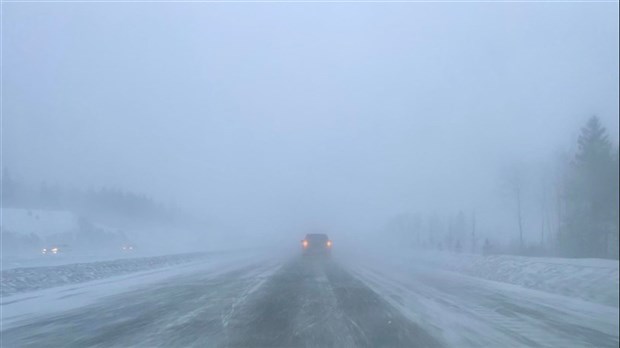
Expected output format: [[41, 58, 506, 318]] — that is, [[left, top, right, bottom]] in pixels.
[[611, 147, 619, 258], [561, 116, 617, 258], [2, 168, 17, 206]]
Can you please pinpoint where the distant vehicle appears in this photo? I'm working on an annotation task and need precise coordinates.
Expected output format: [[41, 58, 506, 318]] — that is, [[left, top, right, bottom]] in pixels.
[[301, 233, 332, 257], [121, 243, 136, 252], [41, 244, 70, 255]]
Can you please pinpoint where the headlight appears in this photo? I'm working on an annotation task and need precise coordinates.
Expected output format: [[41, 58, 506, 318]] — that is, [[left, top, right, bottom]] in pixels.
[[302, 240, 308, 248], [326, 240, 332, 248]]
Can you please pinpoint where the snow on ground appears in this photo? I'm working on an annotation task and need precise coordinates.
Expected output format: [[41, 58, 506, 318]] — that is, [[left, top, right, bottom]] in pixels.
[[337, 249, 619, 348], [1, 207, 130, 260], [1, 208, 77, 238], [1, 247, 276, 297], [1, 252, 226, 297], [396, 250, 619, 307], [2, 252, 149, 270], [1, 250, 282, 331]]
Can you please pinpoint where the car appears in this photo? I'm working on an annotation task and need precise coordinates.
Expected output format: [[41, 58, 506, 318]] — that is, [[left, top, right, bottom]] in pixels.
[[121, 243, 136, 252], [301, 233, 332, 257], [41, 244, 70, 255]]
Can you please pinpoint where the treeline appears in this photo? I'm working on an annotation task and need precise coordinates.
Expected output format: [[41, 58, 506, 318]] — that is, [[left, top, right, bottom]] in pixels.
[[1, 175, 182, 228], [385, 116, 619, 260], [385, 211, 480, 253]]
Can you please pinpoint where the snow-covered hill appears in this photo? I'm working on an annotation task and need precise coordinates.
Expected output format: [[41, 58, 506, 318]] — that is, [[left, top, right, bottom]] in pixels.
[[1, 208, 127, 257], [1, 208, 77, 237]]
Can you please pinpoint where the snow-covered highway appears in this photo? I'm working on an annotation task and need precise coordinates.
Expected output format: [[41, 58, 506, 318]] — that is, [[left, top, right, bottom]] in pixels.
[[1, 251, 618, 347]]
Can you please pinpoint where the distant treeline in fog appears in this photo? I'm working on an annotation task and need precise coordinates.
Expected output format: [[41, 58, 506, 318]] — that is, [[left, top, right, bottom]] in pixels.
[[1, 176, 182, 228], [385, 116, 619, 260]]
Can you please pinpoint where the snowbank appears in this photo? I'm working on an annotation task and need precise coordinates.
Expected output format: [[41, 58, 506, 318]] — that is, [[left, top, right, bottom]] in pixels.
[[342, 245, 619, 307], [403, 251, 619, 307], [0, 252, 221, 297]]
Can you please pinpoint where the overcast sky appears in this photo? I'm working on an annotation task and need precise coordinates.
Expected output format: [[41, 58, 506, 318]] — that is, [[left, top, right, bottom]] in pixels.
[[3, 3, 619, 239]]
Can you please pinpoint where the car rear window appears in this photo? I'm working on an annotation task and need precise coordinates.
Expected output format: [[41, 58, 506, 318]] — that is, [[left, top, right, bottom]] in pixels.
[[306, 234, 328, 242]]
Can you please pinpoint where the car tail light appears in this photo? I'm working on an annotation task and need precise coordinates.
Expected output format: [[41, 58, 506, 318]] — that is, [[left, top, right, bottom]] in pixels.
[[302, 240, 308, 248], [326, 240, 332, 248]]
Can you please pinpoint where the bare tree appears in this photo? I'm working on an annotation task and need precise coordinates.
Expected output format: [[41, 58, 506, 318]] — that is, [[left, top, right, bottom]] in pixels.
[[471, 210, 477, 253], [502, 164, 526, 254], [540, 175, 548, 248]]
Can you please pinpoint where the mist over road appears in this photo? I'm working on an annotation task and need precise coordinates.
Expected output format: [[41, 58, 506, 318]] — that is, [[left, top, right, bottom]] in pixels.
[[3, 4, 618, 348], [2, 254, 617, 348]]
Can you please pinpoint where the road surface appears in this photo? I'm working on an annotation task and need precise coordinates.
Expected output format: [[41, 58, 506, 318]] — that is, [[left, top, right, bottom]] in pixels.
[[2, 255, 618, 347]]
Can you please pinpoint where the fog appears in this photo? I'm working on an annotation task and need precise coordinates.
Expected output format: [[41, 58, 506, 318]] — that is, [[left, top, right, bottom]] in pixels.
[[2, 4, 620, 347], [3, 3, 619, 250]]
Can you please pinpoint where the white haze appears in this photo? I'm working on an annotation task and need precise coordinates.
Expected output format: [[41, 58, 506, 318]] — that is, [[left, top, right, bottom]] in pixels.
[[3, 3, 619, 247]]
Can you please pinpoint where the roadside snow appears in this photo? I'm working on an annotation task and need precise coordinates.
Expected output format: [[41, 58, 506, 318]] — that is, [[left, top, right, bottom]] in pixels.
[[337, 246, 619, 347], [402, 250, 619, 307], [0, 251, 235, 297], [2, 252, 153, 270], [345, 258, 619, 348], [1, 251, 280, 330]]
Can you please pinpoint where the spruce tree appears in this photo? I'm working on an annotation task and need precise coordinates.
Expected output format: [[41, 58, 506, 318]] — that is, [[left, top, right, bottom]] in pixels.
[[562, 116, 616, 258]]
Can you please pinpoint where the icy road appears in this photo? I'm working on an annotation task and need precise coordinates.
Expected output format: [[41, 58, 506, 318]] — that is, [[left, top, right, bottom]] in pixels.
[[1, 252, 618, 348]]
